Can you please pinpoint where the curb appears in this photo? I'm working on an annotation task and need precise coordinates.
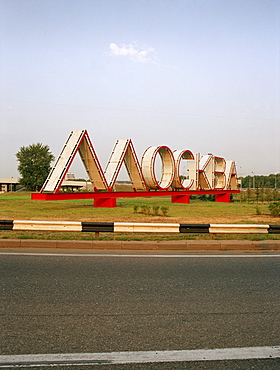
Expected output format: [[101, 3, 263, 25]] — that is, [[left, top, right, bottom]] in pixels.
[[0, 239, 280, 250]]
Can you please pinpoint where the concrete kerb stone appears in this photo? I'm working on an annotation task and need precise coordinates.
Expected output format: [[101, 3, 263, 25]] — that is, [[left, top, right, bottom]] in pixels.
[[120, 240, 189, 250], [0, 239, 279, 250], [220, 240, 255, 250], [0, 239, 21, 248], [253, 240, 280, 250], [91, 240, 123, 249], [186, 240, 221, 250], [20, 239, 58, 249], [56, 240, 93, 249], [154, 240, 188, 250], [121, 241, 158, 250]]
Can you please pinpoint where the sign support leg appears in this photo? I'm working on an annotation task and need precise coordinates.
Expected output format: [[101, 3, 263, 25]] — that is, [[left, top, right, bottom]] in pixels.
[[215, 193, 231, 202], [171, 194, 191, 204], [94, 197, 117, 208]]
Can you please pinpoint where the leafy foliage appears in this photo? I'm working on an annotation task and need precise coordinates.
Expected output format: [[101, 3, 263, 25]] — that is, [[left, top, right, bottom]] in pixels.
[[269, 202, 280, 217], [16, 143, 55, 191], [160, 206, 169, 216], [240, 174, 280, 189], [152, 205, 160, 215], [133, 204, 169, 216]]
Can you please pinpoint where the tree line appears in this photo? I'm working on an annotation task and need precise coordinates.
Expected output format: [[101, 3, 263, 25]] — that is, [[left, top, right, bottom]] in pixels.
[[239, 174, 280, 189]]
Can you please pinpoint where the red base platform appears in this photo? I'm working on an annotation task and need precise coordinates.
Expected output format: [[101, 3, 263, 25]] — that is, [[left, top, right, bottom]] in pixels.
[[32, 190, 239, 207]]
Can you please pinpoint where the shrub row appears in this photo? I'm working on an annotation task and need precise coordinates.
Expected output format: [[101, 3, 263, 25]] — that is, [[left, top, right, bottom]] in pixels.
[[269, 202, 280, 217], [133, 204, 169, 216]]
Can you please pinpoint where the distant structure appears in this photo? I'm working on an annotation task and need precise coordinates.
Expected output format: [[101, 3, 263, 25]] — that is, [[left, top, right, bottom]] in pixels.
[[0, 177, 89, 193], [65, 173, 76, 180], [0, 178, 18, 192]]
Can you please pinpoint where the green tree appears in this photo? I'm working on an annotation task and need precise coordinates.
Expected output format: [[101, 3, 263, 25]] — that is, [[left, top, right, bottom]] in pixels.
[[16, 143, 55, 191]]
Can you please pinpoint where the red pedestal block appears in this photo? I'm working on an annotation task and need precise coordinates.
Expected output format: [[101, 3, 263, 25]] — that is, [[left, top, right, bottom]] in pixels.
[[94, 197, 117, 208], [215, 193, 231, 203], [171, 194, 191, 204]]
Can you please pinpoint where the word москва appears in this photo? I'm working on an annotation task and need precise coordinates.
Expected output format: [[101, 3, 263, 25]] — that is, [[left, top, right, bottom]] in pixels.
[[41, 130, 238, 194]]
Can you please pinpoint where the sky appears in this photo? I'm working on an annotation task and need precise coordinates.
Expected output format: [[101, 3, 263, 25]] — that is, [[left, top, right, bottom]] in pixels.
[[1, 0, 280, 180]]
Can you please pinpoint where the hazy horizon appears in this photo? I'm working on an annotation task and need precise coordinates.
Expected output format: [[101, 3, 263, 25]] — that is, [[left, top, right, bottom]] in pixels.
[[1, 0, 279, 179]]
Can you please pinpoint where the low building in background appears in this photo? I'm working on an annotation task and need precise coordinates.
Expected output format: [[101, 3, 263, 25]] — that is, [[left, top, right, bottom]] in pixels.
[[0, 175, 93, 193]]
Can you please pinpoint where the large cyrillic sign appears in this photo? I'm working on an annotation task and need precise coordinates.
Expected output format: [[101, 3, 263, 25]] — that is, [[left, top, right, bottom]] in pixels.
[[41, 129, 238, 194]]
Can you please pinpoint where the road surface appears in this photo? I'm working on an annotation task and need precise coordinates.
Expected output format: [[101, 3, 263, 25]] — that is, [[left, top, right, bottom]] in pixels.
[[0, 249, 279, 369]]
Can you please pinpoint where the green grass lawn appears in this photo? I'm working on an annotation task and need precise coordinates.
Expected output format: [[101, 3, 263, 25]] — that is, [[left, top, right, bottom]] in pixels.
[[0, 192, 279, 240]]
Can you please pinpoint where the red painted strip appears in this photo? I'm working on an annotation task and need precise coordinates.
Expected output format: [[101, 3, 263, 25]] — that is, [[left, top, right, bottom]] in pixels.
[[32, 190, 239, 201]]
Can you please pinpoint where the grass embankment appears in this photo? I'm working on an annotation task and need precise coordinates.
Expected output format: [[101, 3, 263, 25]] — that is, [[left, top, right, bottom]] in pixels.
[[0, 192, 279, 241]]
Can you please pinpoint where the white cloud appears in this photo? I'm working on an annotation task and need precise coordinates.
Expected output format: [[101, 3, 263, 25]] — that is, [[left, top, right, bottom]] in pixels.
[[109, 43, 158, 64]]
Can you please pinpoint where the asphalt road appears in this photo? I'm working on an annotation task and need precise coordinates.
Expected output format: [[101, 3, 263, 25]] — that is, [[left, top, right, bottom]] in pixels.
[[0, 250, 279, 369]]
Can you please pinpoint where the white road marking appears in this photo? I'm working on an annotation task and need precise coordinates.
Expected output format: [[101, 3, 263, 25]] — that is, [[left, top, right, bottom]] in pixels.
[[0, 346, 279, 367], [0, 252, 280, 258]]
